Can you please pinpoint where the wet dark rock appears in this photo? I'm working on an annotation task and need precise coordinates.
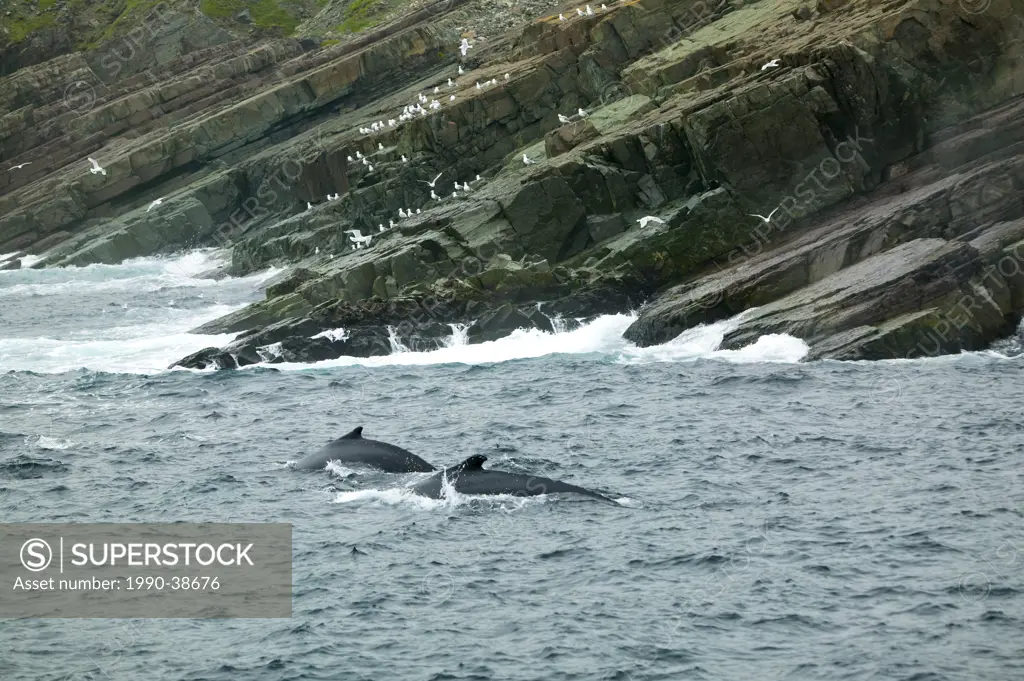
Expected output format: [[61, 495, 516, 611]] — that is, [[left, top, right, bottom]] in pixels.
[[466, 303, 555, 344]]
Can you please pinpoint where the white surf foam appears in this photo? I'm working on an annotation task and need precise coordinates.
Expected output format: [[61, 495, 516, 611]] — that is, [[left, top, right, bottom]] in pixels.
[[255, 312, 810, 373], [0, 250, 282, 374]]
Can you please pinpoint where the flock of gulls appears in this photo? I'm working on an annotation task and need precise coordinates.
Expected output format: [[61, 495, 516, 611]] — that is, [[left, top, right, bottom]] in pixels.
[[3, 7, 789, 261]]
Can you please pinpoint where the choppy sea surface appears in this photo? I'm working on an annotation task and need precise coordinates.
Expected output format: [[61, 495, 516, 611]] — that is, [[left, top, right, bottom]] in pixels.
[[1, 251, 1022, 681]]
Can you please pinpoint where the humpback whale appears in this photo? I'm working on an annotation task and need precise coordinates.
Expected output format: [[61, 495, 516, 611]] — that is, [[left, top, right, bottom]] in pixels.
[[294, 427, 437, 473], [409, 455, 615, 502]]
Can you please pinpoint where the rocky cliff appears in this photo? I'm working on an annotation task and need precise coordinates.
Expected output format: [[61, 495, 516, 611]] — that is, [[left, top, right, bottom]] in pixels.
[[2, 0, 1023, 368]]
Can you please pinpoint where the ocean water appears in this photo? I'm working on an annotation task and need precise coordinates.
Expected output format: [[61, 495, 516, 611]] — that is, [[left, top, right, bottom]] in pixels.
[[1, 251, 1022, 680]]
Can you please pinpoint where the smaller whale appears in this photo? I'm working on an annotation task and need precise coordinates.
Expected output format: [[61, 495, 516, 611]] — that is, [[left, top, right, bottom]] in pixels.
[[409, 455, 615, 503], [294, 427, 437, 473]]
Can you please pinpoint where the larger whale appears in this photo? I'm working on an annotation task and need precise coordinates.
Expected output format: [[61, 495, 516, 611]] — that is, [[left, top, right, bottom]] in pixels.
[[409, 455, 616, 502], [294, 427, 437, 472]]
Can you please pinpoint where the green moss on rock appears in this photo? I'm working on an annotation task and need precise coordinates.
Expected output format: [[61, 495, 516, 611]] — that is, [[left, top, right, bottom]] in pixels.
[[200, 0, 300, 33]]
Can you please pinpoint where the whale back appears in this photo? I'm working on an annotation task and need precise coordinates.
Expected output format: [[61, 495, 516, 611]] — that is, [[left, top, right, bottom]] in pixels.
[[294, 426, 436, 472], [410, 455, 614, 502]]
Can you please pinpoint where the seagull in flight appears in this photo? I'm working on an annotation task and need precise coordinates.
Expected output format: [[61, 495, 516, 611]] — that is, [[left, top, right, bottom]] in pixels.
[[761, 58, 781, 71], [637, 215, 665, 228], [87, 158, 106, 175], [146, 198, 164, 212], [420, 172, 444, 187], [8, 162, 30, 171], [522, 154, 537, 165], [748, 207, 781, 223], [345, 230, 373, 248]]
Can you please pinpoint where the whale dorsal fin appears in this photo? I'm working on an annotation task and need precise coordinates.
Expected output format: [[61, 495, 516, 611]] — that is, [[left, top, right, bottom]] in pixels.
[[340, 426, 363, 439], [456, 455, 487, 471]]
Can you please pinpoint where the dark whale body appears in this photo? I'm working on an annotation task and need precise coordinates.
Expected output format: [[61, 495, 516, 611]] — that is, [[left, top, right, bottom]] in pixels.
[[294, 427, 437, 473], [410, 455, 615, 502]]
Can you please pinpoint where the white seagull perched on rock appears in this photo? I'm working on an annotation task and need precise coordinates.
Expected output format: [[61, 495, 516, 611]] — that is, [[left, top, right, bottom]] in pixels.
[[347, 155, 354, 162], [306, 202, 313, 211], [558, 113, 572, 124], [87, 157, 106, 175], [380, 224, 386, 232], [416, 208, 421, 214], [458, 65, 464, 75], [378, 143, 384, 151], [601, 3, 607, 8], [559, 13, 566, 20], [586, 4, 594, 15], [475, 174, 482, 181], [431, 189, 439, 200], [761, 58, 781, 71], [748, 206, 781, 223], [389, 219, 395, 229], [460, 38, 470, 57], [476, 81, 482, 90], [578, 107, 589, 117], [8, 162, 30, 171], [399, 208, 407, 218], [452, 191, 458, 198], [356, 151, 363, 159], [362, 157, 369, 166], [367, 164, 374, 172], [420, 171, 443, 188], [434, 86, 440, 94], [146, 198, 164, 212], [637, 215, 665, 229], [450, 95, 456, 102], [401, 154, 408, 163], [523, 153, 537, 165], [505, 73, 510, 80], [448, 78, 454, 87], [577, 8, 584, 16]]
